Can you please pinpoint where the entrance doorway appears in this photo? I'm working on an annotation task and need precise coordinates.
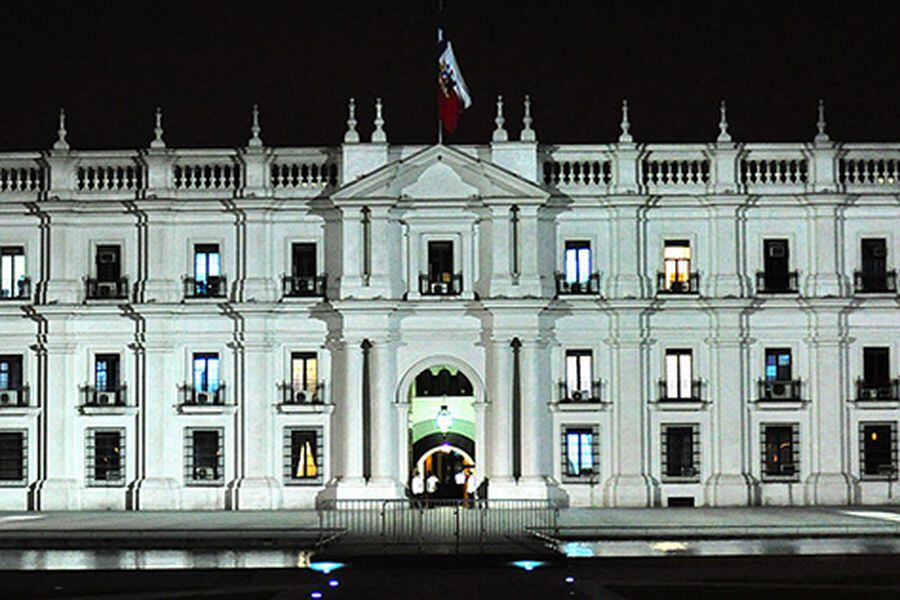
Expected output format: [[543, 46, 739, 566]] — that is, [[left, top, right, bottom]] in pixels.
[[407, 364, 477, 501]]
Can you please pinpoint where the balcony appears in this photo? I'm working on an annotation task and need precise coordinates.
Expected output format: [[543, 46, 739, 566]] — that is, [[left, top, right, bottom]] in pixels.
[[555, 273, 601, 296], [85, 277, 129, 301], [856, 378, 900, 402], [0, 385, 29, 408], [854, 270, 898, 294], [179, 384, 226, 406], [0, 277, 31, 301], [558, 380, 602, 403], [755, 271, 800, 294], [657, 379, 702, 402], [279, 382, 325, 404], [757, 379, 803, 402], [656, 272, 699, 295], [81, 384, 127, 406], [183, 275, 227, 299], [282, 274, 327, 298], [419, 273, 463, 296]]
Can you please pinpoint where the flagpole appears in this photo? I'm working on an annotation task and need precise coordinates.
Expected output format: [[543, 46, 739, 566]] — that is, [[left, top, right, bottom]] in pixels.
[[437, 0, 443, 145]]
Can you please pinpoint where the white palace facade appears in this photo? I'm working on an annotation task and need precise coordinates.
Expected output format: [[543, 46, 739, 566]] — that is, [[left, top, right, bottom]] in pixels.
[[0, 97, 899, 511]]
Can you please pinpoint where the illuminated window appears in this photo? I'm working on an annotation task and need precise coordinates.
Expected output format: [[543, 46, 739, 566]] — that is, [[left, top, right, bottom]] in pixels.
[[186, 428, 224, 485], [662, 424, 700, 481], [665, 349, 693, 400], [860, 423, 897, 480], [565, 350, 593, 400], [663, 240, 691, 291], [95, 354, 120, 391], [564, 241, 591, 284], [762, 424, 799, 480], [291, 352, 318, 400], [192, 244, 222, 297], [0, 355, 23, 391], [0, 247, 26, 299], [562, 426, 597, 480], [86, 428, 124, 486], [765, 348, 792, 382], [284, 427, 323, 484], [192, 353, 220, 393]]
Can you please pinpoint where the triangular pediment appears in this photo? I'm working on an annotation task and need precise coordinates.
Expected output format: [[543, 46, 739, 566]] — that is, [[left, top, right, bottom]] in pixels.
[[331, 144, 548, 203]]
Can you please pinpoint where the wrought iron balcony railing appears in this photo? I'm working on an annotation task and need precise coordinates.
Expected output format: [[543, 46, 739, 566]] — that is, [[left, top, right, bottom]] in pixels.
[[558, 380, 602, 403], [757, 378, 803, 401], [855, 378, 900, 402], [0, 277, 31, 301], [0, 385, 29, 407], [657, 379, 703, 402], [854, 270, 898, 294], [183, 275, 227, 299], [81, 384, 127, 406], [282, 274, 327, 298], [755, 270, 800, 294], [279, 381, 325, 404], [656, 272, 700, 294], [419, 273, 463, 296], [85, 277, 129, 300], [555, 272, 601, 296], [179, 384, 226, 406]]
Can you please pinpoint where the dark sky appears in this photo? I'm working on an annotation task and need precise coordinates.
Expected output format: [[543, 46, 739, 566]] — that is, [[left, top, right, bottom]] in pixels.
[[1, 0, 898, 150]]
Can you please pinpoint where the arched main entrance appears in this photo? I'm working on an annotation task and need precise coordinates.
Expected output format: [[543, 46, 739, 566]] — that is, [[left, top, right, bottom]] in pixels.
[[405, 362, 478, 500]]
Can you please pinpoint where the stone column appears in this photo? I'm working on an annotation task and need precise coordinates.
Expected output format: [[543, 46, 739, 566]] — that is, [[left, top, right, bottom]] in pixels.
[[704, 331, 756, 505], [708, 203, 745, 298], [604, 336, 657, 506], [130, 335, 180, 509], [804, 331, 854, 504], [368, 339, 403, 496], [365, 206, 397, 298], [32, 341, 78, 509], [337, 208, 364, 299], [44, 219, 80, 304], [486, 203, 515, 296], [487, 338, 515, 494], [519, 340, 555, 497], [241, 213, 277, 303], [806, 201, 843, 297], [232, 336, 279, 509], [144, 212, 178, 303], [607, 204, 643, 299], [514, 205, 544, 296]]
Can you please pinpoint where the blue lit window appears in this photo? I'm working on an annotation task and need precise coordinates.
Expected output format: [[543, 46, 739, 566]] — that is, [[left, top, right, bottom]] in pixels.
[[565, 429, 594, 477], [765, 349, 792, 381], [193, 353, 220, 392], [564, 241, 591, 284]]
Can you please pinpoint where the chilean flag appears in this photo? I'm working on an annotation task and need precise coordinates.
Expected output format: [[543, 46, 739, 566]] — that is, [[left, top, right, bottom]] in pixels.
[[438, 26, 471, 134]]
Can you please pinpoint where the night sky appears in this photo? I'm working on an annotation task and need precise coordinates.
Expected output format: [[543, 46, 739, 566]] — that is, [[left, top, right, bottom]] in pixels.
[[0, 1, 898, 150]]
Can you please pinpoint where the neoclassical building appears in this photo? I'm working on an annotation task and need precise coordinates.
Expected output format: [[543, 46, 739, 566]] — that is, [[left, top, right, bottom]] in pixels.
[[0, 98, 898, 510]]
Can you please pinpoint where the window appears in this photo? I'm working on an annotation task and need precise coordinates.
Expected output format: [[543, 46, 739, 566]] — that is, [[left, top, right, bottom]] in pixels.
[[192, 243, 222, 296], [664, 349, 694, 400], [86, 429, 124, 486], [860, 423, 897, 480], [291, 243, 317, 278], [565, 350, 593, 401], [185, 428, 224, 485], [761, 424, 799, 480], [663, 240, 691, 291], [0, 247, 26, 299], [284, 428, 323, 484], [863, 347, 890, 386], [861, 238, 887, 277], [765, 348, 792, 382], [564, 241, 591, 284], [562, 426, 598, 481], [427, 241, 454, 283], [192, 353, 220, 393], [662, 424, 700, 481], [0, 431, 26, 485], [289, 352, 318, 402], [95, 354, 120, 391], [0, 355, 23, 391], [761, 239, 793, 292], [95, 245, 121, 282]]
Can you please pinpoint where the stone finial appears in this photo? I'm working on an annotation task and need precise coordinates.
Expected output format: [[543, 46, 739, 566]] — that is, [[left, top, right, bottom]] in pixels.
[[371, 97, 387, 143], [492, 95, 508, 142], [520, 94, 536, 142], [344, 97, 360, 143], [248, 104, 263, 147], [717, 100, 732, 143], [814, 99, 830, 144], [150, 106, 166, 149], [618, 99, 633, 143], [53, 108, 69, 151]]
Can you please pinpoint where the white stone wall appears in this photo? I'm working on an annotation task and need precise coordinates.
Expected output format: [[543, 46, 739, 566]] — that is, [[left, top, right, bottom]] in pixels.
[[0, 133, 898, 510]]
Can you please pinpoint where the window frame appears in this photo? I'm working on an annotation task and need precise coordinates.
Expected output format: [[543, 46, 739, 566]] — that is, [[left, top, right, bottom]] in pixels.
[[661, 423, 701, 482], [283, 427, 324, 485], [561, 425, 599, 483], [185, 427, 225, 486], [192, 352, 221, 393], [564, 349, 593, 400], [85, 428, 126, 487], [0, 429, 27, 486], [760, 423, 800, 482], [0, 246, 26, 299], [664, 348, 694, 400], [663, 240, 692, 290], [859, 422, 898, 481], [563, 241, 592, 284]]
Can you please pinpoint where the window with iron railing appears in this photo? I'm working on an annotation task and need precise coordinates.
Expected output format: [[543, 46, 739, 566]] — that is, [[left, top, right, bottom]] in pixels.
[[83, 354, 126, 406], [283, 242, 326, 298], [186, 244, 225, 298], [562, 426, 598, 482], [182, 353, 224, 405], [557, 241, 600, 295], [661, 424, 700, 481], [756, 239, 798, 294], [185, 428, 224, 485], [280, 352, 322, 404], [659, 240, 697, 294], [86, 244, 129, 300], [761, 423, 800, 481], [758, 348, 802, 401], [857, 347, 898, 401], [0, 247, 28, 300], [0, 355, 27, 407], [421, 240, 462, 296], [0, 430, 26, 486], [561, 350, 600, 402], [860, 422, 897, 480], [284, 427, 323, 484], [855, 238, 896, 294], [661, 349, 700, 401], [85, 428, 125, 486]]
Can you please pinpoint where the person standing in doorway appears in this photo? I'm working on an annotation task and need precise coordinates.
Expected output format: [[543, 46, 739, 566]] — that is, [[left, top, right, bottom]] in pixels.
[[411, 469, 425, 508], [426, 470, 439, 507], [464, 468, 477, 507]]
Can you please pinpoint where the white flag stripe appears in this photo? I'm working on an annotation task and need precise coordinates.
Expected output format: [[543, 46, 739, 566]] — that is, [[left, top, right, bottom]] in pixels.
[[439, 42, 472, 108]]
